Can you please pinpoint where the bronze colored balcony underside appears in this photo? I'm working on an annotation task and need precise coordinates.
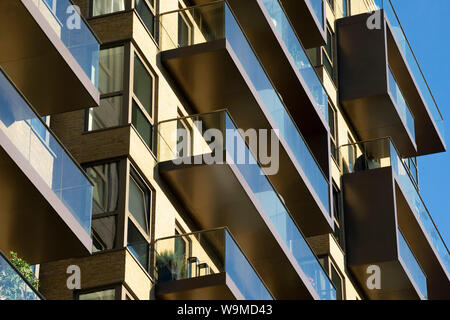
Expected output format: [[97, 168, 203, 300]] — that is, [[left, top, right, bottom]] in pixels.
[[158, 154, 319, 299], [0, 130, 92, 265], [337, 12, 445, 157], [156, 273, 244, 300], [161, 39, 333, 237], [343, 167, 450, 299], [0, 0, 99, 116]]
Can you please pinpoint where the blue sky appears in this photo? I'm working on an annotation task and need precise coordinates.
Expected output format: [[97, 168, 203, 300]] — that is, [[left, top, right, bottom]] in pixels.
[[392, 0, 450, 245]]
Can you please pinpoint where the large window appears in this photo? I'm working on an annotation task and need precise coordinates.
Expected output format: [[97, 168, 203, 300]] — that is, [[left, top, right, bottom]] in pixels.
[[86, 162, 120, 215], [128, 172, 151, 233], [328, 103, 339, 164], [92, 0, 126, 17], [85, 161, 120, 252], [332, 184, 344, 248], [322, 26, 337, 84], [87, 46, 124, 131], [135, 0, 156, 39], [127, 168, 152, 272], [132, 54, 155, 150]]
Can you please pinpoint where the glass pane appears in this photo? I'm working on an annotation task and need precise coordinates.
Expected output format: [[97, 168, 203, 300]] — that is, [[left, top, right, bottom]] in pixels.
[[78, 288, 115, 300], [127, 221, 149, 270], [132, 102, 153, 149], [85, 162, 119, 215], [330, 264, 343, 300], [133, 55, 153, 115], [135, 0, 155, 36], [99, 46, 124, 95], [128, 175, 149, 232], [92, 216, 117, 252], [87, 96, 123, 131], [92, 0, 125, 16]]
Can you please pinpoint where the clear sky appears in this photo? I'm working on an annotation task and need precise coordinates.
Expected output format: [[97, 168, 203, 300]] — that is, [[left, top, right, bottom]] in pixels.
[[391, 0, 450, 246]]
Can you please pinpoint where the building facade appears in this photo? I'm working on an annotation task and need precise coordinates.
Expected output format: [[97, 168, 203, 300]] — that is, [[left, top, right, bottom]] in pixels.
[[0, 0, 449, 300]]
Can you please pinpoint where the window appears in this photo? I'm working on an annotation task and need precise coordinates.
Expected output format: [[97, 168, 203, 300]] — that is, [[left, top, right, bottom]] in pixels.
[[327, 0, 335, 12], [328, 103, 338, 164], [92, 0, 125, 17], [128, 172, 151, 233], [132, 54, 155, 150], [78, 288, 116, 300], [332, 185, 344, 248], [403, 157, 419, 189], [87, 46, 124, 131], [178, 10, 192, 47], [127, 220, 149, 270], [344, 135, 356, 173], [342, 0, 349, 17], [85, 161, 120, 252], [330, 263, 343, 300], [135, 0, 156, 38], [176, 112, 193, 158], [322, 26, 337, 84], [86, 162, 119, 215]]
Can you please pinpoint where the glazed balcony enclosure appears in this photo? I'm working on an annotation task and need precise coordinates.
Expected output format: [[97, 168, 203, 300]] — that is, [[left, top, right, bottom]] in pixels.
[[154, 228, 273, 300], [337, 1, 445, 157], [0, 69, 93, 264], [0, 0, 100, 116], [157, 111, 336, 300], [0, 250, 43, 300], [159, 1, 333, 237], [341, 138, 450, 299]]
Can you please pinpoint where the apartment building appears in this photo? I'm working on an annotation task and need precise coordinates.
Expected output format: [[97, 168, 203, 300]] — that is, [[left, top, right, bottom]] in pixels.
[[1, 0, 449, 301]]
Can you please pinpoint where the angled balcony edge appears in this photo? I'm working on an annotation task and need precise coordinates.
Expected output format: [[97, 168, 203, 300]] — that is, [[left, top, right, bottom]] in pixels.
[[0, 0, 100, 116], [337, 12, 444, 157], [157, 153, 321, 300], [279, 0, 326, 48], [342, 167, 425, 300], [155, 273, 244, 300], [226, 0, 330, 174], [161, 40, 333, 237], [0, 128, 92, 265]]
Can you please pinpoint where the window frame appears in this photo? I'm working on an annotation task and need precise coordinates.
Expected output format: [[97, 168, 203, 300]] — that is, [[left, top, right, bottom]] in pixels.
[[133, 0, 158, 40], [321, 24, 337, 84], [90, 0, 128, 18], [74, 284, 121, 300]]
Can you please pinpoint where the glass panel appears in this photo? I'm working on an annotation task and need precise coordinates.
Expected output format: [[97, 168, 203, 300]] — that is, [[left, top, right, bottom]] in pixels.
[[87, 96, 123, 131], [310, 0, 324, 26], [397, 229, 427, 299], [127, 221, 149, 270], [0, 253, 41, 300], [99, 46, 124, 95], [86, 162, 119, 215], [128, 175, 149, 233], [387, 67, 415, 140], [133, 54, 153, 115], [261, 0, 328, 121], [0, 70, 93, 233], [135, 0, 155, 36], [132, 101, 153, 149], [92, 0, 125, 16], [78, 288, 115, 300], [330, 264, 343, 300], [34, 0, 100, 86], [155, 228, 273, 300], [225, 113, 336, 300]]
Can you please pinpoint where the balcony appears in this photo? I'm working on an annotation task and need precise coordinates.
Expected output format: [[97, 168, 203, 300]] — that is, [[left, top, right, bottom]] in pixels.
[[0, 250, 43, 300], [159, 2, 333, 237], [0, 69, 93, 264], [221, 0, 330, 171], [157, 111, 336, 300], [154, 228, 273, 300], [0, 0, 100, 116], [278, 0, 325, 48], [341, 138, 450, 299], [337, 2, 445, 157]]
